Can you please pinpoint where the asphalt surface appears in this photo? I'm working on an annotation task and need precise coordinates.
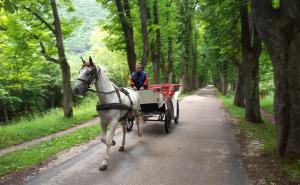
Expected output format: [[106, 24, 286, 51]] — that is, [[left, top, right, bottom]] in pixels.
[[25, 86, 250, 185]]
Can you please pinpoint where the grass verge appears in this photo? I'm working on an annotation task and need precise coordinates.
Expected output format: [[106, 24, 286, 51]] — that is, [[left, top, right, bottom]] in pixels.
[[219, 94, 277, 153], [0, 124, 100, 177], [218, 93, 300, 183], [178, 91, 194, 100], [0, 96, 98, 149], [260, 95, 274, 113]]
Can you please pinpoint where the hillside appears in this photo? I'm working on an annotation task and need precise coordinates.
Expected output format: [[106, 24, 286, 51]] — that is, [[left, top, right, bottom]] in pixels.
[[63, 0, 107, 55]]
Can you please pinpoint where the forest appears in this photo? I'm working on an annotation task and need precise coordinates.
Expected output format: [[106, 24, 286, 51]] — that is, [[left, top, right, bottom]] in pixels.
[[0, 0, 300, 182]]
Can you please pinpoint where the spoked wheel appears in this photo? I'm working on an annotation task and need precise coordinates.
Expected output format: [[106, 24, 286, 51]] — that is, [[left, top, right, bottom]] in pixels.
[[127, 118, 134, 132], [174, 101, 179, 124], [164, 110, 172, 133]]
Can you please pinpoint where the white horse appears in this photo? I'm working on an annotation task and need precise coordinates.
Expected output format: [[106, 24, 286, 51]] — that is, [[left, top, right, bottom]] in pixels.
[[73, 57, 143, 171]]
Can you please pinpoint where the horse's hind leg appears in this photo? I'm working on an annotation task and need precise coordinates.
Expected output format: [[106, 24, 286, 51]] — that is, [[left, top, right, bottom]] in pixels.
[[136, 116, 143, 137], [99, 119, 118, 171], [119, 121, 126, 152]]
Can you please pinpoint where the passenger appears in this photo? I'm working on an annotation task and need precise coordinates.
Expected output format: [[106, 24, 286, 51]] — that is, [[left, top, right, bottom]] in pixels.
[[130, 64, 149, 90]]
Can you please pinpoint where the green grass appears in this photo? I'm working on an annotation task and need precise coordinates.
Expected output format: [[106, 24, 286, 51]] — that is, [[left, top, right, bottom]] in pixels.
[[218, 93, 300, 183], [178, 91, 193, 100], [0, 124, 100, 177], [283, 159, 300, 182], [0, 96, 98, 149], [260, 95, 274, 113], [219, 94, 277, 153]]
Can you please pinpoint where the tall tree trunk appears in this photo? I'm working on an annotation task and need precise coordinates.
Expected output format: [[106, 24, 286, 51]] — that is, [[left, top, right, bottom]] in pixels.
[[233, 64, 245, 107], [51, 97, 55, 108], [251, 0, 300, 156], [50, 0, 73, 117], [230, 17, 245, 107], [192, 30, 198, 89], [167, 36, 173, 83], [244, 29, 262, 123], [152, 0, 161, 84], [240, 3, 262, 123], [139, 0, 150, 67], [166, 0, 174, 84], [180, 16, 191, 92], [219, 66, 228, 95], [2, 106, 8, 122], [179, 1, 195, 92], [115, 0, 136, 73]]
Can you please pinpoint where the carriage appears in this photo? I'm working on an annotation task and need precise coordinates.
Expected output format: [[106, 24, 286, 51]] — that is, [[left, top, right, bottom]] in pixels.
[[127, 84, 181, 133]]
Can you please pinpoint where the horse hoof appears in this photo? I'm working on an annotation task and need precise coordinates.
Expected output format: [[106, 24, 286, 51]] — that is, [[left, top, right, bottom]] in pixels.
[[138, 133, 142, 137], [112, 140, 116, 146], [99, 165, 108, 171], [119, 146, 125, 152]]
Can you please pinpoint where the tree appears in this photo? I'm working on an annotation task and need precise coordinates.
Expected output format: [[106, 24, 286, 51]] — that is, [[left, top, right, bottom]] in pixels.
[[165, 0, 174, 83], [23, 1, 74, 117], [139, 0, 150, 67], [50, 0, 73, 117], [178, 0, 197, 92], [0, 0, 78, 118], [199, 0, 239, 95], [251, 0, 300, 156], [115, 0, 136, 73], [98, 0, 203, 87], [240, 1, 262, 123]]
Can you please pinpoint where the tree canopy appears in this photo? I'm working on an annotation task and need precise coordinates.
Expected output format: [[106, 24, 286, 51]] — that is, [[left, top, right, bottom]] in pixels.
[[1, 0, 300, 158]]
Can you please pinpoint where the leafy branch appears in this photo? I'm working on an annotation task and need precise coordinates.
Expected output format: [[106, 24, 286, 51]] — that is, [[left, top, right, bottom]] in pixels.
[[23, 6, 56, 35]]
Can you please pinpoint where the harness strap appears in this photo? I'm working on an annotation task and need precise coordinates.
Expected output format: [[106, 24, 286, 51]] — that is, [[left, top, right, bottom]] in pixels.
[[88, 88, 116, 94], [114, 87, 122, 104], [119, 87, 134, 107], [96, 103, 132, 122], [96, 103, 132, 111]]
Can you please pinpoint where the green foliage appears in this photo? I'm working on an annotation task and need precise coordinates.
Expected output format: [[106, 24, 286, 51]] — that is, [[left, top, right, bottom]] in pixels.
[[272, 0, 280, 9], [96, 0, 199, 85], [63, 0, 107, 54], [199, 0, 240, 86], [260, 96, 274, 113], [284, 160, 300, 183], [259, 48, 274, 94], [0, 0, 82, 122], [0, 95, 98, 148], [0, 124, 100, 176]]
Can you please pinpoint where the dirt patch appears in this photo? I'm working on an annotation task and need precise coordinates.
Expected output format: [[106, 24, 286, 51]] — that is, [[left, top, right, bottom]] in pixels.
[[220, 106, 296, 185], [260, 109, 275, 124], [0, 152, 62, 185]]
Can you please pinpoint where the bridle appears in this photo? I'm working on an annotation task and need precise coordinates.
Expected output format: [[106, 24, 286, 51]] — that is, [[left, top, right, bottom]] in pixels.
[[77, 65, 116, 94]]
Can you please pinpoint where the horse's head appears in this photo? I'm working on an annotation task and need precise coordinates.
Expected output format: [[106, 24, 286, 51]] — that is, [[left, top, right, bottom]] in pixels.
[[73, 57, 98, 95]]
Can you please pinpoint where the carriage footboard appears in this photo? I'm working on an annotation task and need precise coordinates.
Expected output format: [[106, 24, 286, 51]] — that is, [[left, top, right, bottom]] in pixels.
[[140, 103, 165, 113]]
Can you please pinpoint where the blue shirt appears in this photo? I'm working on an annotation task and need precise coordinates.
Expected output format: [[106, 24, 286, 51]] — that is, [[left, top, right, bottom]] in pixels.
[[131, 71, 147, 89]]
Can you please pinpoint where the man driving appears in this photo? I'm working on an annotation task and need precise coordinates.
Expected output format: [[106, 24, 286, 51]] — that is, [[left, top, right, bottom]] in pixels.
[[130, 64, 149, 90]]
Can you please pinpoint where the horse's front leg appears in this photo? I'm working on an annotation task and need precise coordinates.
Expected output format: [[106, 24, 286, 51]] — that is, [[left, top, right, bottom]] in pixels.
[[119, 121, 127, 152], [99, 117, 108, 145], [99, 119, 119, 171]]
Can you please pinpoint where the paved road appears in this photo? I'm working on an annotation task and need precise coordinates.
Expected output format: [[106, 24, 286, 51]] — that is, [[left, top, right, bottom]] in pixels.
[[26, 86, 250, 185]]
